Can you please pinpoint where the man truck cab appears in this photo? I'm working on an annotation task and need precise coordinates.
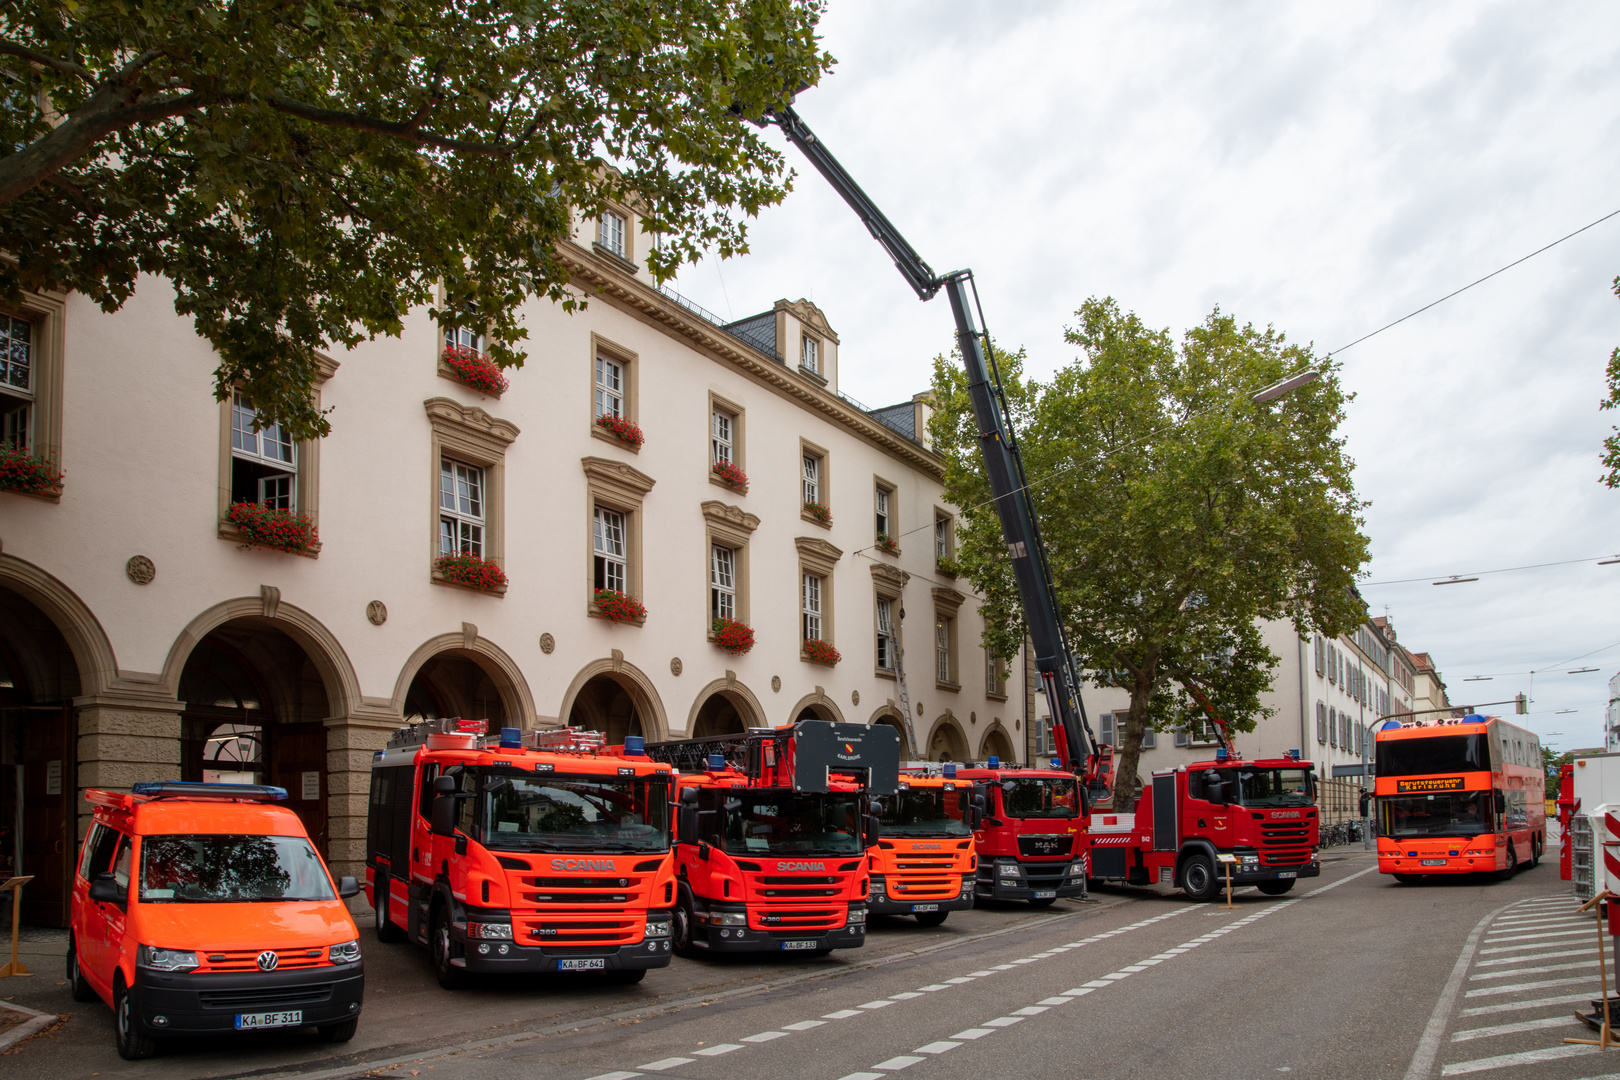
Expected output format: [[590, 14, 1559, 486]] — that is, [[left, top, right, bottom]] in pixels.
[[70, 782, 364, 1060]]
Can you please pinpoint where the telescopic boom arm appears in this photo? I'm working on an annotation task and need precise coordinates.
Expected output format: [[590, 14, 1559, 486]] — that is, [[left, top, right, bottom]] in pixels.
[[757, 103, 1111, 803]]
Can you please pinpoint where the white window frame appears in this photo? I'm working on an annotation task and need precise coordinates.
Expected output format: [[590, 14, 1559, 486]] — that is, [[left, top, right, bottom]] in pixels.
[[711, 543, 736, 620], [595, 354, 624, 420], [934, 514, 952, 560], [712, 408, 734, 466], [0, 314, 34, 450], [802, 572, 823, 641], [594, 505, 627, 593], [439, 456, 485, 557], [802, 453, 821, 506], [232, 391, 298, 510], [598, 211, 627, 257], [443, 324, 483, 353], [801, 334, 819, 374], [935, 617, 952, 684], [874, 485, 890, 537], [876, 596, 895, 671]]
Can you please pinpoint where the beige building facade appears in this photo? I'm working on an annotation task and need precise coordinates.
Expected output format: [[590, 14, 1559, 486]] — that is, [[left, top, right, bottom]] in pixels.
[[0, 204, 1024, 925]]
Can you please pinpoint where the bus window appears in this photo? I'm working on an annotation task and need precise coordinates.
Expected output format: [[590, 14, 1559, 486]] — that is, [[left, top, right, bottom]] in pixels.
[[1378, 791, 1493, 838]]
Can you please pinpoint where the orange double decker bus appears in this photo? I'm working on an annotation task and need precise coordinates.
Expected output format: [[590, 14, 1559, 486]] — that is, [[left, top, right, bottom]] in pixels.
[[1374, 713, 1546, 881]]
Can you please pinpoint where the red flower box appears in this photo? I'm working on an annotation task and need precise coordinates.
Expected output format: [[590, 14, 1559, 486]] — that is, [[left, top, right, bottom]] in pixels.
[[712, 460, 749, 493], [711, 617, 755, 655], [594, 588, 647, 623], [595, 413, 644, 449], [803, 638, 841, 666], [0, 444, 61, 496], [442, 345, 509, 396], [434, 551, 508, 592], [227, 501, 318, 554], [874, 533, 900, 556], [803, 500, 832, 526]]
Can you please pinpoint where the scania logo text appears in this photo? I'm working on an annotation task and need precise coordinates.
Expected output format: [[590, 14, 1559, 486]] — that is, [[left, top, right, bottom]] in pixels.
[[912, 843, 942, 850], [776, 861, 826, 871], [1270, 811, 1303, 819], [551, 858, 616, 872]]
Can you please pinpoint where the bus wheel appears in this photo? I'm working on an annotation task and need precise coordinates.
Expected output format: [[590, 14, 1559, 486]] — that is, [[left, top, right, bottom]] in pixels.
[[1256, 880, 1294, 896], [915, 911, 948, 927], [1497, 844, 1518, 881], [1530, 836, 1542, 868], [1181, 854, 1218, 903]]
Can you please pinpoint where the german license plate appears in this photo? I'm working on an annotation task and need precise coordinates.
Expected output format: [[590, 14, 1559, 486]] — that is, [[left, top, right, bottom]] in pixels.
[[780, 940, 818, 951], [1033, 890, 1057, 899], [235, 1010, 301, 1030], [1277, 872, 1297, 879], [1421, 859, 1446, 866], [911, 904, 939, 913], [558, 958, 606, 971]]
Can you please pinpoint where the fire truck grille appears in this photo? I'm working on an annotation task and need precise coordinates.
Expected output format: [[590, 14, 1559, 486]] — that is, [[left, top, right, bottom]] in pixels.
[[1020, 863, 1069, 886], [891, 876, 959, 898], [201, 948, 326, 972], [895, 860, 956, 870], [527, 877, 632, 888], [512, 870, 650, 946], [1260, 825, 1311, 844], [525, 918, 638, 944], [1260, 849, 1311, 867], [1016, 835, 1071, 858], [758, 876, 838, 885], [759, 887, 839, 898], [754, 908, 842, 928], [199, 984, 334, 1009], [524, 892, 629, 904]]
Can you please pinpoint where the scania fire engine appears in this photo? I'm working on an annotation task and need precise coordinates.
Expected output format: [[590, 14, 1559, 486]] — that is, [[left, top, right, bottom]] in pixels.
[[644, 719, 900, 956], [365, 721, 677, 988], [869, 769, 979, 924]]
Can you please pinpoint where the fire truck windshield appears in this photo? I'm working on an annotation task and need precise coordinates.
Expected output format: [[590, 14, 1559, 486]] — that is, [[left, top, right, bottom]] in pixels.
[[1234, 767, 1314, 808], [1379, 792, 1492, 838], [877, 789, 972, 838], [476, 768, 670, 852], [722, 793, 863, 855], [999, 777, 1079, 819]]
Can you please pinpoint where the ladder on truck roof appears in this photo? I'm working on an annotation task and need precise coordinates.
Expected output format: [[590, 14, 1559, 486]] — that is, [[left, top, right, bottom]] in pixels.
[[644, 721, 902, 795]]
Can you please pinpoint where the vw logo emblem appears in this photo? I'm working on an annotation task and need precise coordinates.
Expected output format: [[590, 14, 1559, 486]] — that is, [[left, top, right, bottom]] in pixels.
[[257, 950, 279, 971]]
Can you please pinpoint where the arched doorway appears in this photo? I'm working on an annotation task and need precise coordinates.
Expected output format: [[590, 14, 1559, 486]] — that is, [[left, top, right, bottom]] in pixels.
[[980, 725, 1014, 763], [569, 675, 647, 744], [404, 652, 510, 727], [177, 622, 334, 855], [925, 715, 970, 762], [0, 584, 83, 925], [868, 707, 912, 757]]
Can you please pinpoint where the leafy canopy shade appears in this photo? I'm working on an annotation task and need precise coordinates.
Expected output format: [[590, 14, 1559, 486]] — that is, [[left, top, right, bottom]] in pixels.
[[0, 0, 832, 438], [930, 298, 1369, 811]]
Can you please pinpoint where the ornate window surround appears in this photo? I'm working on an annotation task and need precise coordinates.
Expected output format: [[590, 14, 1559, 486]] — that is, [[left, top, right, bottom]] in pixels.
[[425, 396, 519, 592], [583, 455, 656, 621], [796, 535, 843, 658], [702, 499, 760, 635]]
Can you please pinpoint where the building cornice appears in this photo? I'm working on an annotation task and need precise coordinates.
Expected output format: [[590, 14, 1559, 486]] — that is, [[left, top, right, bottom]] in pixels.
[[562, 246, 945, 481]]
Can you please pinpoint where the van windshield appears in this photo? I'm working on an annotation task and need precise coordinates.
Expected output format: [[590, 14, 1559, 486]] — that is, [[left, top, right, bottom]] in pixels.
[[478, 769, 670, 853], [139, 835, 336, 903]]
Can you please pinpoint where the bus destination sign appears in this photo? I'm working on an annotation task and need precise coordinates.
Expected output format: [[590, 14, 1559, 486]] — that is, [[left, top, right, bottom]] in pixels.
[[1395, 777, 1466, 793]]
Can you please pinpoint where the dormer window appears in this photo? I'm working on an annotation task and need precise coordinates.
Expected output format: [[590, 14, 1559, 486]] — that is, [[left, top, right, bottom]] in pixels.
[[801, 335, 819, 375], [598, 211, 627, 258]]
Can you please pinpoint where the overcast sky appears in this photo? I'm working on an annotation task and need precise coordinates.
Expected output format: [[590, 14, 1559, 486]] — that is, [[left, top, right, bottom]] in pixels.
[[669, 1, 1620, 751]]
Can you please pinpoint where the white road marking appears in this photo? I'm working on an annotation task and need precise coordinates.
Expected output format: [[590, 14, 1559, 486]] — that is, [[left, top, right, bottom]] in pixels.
[[969, 969, 998, 976], [859, 1000, 895, 1010], [982, 1017, 1025, 1028], [743, 1032, 789, 1043], [1483, 928, 1592, 944], [951, 1028, 995, 1040], [1469, 959, 1597, 981], [914, 1042, 962, 1054], [693, 1044, 743, 1056], [1481, 939, 1594, 955], [588, 1073, 642, 1080], [872, 1056, 925, 1070], [1400, 902, 1510, 1080], [1450, 1015, 1583, 1042], [1465, 975, 1599, 998], [1061, 988, 1097, 997], [1440, 1044, 1600, 1075], [784, 1021, 827, 1031], [1473, 948, 1591, 967], [1037, 996, 1074, 1005], [1011, 1006, 1049, 1015], [945, 977, 974, 984], [1081, 980, 1112, 988], [915, 984, 949, 992], [888, 992, 924, 1000], [1459, 991, 1593, 1017], [824, 1009, 863, 1019], [637, 1059, 693, 1071], [836, 1073, 886, 1080]]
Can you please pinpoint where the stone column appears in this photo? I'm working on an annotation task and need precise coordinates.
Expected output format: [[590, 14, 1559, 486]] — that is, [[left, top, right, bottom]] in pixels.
[[73, 688, 183, 841], [325, 701, 399, 915]]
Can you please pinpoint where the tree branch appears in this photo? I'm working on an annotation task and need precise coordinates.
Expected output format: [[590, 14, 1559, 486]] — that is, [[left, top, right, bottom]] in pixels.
[[267, 94, 513, 156], [0, 38, 94, 81]]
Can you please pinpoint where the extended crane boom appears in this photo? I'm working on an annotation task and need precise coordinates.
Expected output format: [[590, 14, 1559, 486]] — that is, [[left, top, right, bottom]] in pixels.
[[756, 103, 1112, 804]]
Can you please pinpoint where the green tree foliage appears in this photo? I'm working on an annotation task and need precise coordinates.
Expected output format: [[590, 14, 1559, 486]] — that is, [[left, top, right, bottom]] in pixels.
[[1603, 272, 1620, 486], [0, 0, 831, 438], [931, 298, 1370, 810]]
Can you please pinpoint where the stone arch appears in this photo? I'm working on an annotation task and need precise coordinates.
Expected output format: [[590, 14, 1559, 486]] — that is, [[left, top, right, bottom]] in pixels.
[[0, 553, 117, 697], [163, 596, 361, 720], [925, 713, 970, 762], [979, 721, 1015, 763], [787, 689, 845, 726], [391, 631, 537, 728], [556, 656, 669, 742], [686, 678, 767, 739], [867, 704, 914, 756]]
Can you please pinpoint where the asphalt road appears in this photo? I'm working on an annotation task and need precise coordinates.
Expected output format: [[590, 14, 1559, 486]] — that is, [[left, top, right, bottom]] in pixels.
[[0, 847, 1594, 1080]]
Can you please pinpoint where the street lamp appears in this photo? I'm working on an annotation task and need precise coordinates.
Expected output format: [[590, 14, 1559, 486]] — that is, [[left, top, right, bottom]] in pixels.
[[1252, 370, 1321, 403], [1434, 576, 1479, 586]]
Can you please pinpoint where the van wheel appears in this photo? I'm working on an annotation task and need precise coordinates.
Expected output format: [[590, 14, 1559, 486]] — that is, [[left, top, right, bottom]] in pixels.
[[671, 895, 697, 958], [374, 887, 406, 943], [1181, 855, 1218, 903], [66, 936, 97, 1003], [318, 1018, 359, 1043], [430, 905, 467, 990], [114, 975, 159, 1060], [1257, 880, 1294, 896], [915, 911, 948, 927]]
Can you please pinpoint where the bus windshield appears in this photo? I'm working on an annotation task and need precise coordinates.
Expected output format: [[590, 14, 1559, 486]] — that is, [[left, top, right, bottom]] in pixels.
[[878, 789, 972, 838], [1235, 768, 1315, 808], [722, 793, 863, 855], [1379, 792, 1492, 838], [1376, 733, 1491, 777], [477, 769, 670, 853], [1000, 777, 1079, 819]]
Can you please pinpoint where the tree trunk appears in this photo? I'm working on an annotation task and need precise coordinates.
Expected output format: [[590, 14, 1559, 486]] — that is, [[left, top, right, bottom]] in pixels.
[[1109, 663, 1159, 814]]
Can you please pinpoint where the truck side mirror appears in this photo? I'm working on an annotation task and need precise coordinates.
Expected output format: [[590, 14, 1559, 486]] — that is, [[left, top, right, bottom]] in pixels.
[[678, 791, 698, 843], [89, 872, 125, 908], [1078, 786, 1091, 819], [863, 814, 880, 847], [1205, 780, 1227, 805], [433, 775, 456, 795], [430, 794, 458, 837]]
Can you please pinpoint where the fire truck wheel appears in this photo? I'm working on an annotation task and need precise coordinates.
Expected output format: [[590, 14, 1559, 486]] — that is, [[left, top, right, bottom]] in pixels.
[[1027, 898, 1056, 908], [318, 1018, 359, 1043], [607, 968, 647, 985], [1256, 880, 1294, 896], [114, 974, 159, 1060], [374, 889, 407, 943], [671, 896, 697, 958], [915, 911, 949, 927], [1180, 854, 1218, 903], [430, 905, 468, 990], [66, 935, 97, 1003]]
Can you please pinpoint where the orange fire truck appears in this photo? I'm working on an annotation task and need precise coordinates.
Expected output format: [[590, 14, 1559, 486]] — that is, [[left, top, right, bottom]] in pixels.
[[868, 769, 979, 925], [645, 719, 900, 957], [365, 721, 676, 988], [952, 758, 1089, 905]]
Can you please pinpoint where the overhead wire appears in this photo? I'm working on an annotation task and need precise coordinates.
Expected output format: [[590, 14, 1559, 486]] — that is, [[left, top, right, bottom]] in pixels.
[[1361, 554, 1620, 587]]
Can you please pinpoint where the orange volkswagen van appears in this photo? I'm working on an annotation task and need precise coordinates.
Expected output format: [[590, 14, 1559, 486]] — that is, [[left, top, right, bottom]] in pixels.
[[69, 782, 364, 1059]]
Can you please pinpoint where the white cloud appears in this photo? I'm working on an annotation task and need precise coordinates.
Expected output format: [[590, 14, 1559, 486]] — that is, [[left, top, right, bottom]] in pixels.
[[669, 0, 1620, 748]]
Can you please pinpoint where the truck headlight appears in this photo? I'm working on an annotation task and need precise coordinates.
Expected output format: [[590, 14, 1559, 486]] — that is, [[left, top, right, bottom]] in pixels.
[[715, 911, 747, 927], [644, 917, 672, 938], [1239, 855, 1260, 868], [329, 939, 362, 963], [998, 862, 1020, 878], [847, 907, 867, 925], [466, 922, 513, 940], [138, 945, 199, 973], [869, 875, 886, 894]]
